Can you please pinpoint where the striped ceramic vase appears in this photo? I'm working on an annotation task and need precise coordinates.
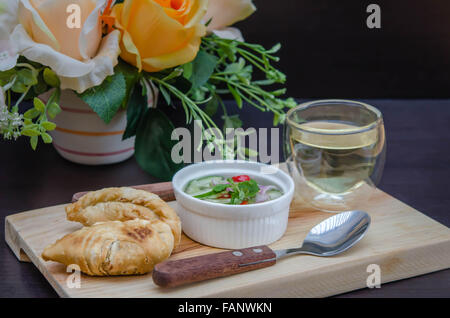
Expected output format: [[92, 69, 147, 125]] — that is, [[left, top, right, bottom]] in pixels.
[[45, 90, 136, 165]]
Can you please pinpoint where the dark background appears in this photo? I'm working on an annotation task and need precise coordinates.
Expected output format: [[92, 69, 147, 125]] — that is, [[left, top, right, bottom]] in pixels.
[[235, 0, 450, 98]]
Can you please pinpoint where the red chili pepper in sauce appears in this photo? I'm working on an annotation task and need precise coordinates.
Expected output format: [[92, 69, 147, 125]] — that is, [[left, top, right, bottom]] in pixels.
[[240, 201, 248, 205], [232, 175, 250, 182]]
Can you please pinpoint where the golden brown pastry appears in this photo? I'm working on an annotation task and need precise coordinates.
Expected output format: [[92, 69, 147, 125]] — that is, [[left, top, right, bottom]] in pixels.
[[66, 187, 181, 246], [42, 219, 174, 276]]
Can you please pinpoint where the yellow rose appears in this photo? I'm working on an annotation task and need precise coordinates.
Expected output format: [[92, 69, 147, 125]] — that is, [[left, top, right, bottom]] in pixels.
[[112, 0, 208, 72]]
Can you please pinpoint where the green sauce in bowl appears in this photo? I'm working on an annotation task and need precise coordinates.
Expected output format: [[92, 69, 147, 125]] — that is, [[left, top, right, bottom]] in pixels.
[[184, 175, 283, 205]]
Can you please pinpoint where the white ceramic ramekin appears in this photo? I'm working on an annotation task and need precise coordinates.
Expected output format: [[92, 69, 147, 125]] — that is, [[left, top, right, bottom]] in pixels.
[[172, 160, 295, 249]]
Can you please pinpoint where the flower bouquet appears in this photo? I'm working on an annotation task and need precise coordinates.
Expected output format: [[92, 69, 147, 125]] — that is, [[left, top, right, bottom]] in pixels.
[[0, 0, 295, 180]]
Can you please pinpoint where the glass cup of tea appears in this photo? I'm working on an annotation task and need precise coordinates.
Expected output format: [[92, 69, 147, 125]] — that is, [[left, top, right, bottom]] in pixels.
[[285, 99, 386, 212]]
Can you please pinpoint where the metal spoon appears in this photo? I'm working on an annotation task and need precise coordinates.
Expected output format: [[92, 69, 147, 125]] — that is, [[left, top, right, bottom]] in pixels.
[[153, 210, 371, 288], [274, 210, 371, 259]]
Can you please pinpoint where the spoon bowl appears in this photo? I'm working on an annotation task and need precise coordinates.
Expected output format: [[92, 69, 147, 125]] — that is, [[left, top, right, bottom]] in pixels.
[[275, 210, 371, 259]]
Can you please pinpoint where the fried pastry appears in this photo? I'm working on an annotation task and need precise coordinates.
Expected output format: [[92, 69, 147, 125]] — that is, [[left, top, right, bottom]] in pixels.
[[42, 219, 174, 276], [66, 187, 181, 246]]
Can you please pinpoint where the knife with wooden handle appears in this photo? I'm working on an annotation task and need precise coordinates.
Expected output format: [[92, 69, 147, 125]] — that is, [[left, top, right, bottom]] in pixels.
[[152, 210, 372, 288], [152, 245, 277, 288], [71, 182, 175, 202]]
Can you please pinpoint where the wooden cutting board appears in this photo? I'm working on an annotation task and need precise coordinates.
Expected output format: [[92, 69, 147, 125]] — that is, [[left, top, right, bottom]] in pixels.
[[5, 186, 450, 297]]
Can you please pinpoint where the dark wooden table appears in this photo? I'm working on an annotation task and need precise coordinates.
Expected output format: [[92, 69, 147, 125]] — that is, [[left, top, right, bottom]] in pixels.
[[1, 99, 449, 297]]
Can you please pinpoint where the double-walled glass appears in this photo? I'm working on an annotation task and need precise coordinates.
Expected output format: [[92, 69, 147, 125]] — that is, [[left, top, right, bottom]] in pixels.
[[285, 100, 386, 212]]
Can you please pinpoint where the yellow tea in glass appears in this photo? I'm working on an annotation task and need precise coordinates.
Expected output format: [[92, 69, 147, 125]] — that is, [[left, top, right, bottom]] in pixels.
[[285, 100, 386, 211]]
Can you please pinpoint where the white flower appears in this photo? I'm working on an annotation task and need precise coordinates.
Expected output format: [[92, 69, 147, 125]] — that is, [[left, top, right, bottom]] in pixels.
[[0, 0, 20, 71], [1, 0, 121, 93], [210, 28, 245, 41], [204, 0, 256, 41], [0, 87, 23, 139]]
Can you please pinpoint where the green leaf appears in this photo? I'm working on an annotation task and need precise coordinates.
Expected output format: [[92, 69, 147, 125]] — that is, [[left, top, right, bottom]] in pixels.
[[0, 69, 16, 86], [78, 72, 126, 124], [17, 68, 38, 86], [11, 79, 27, 93], [204, 94, 219, 117], [30, 136, 38, 150], [22, 129, 41, 137], [193, 190, 216, 199], [182, 62, 193, 80], [219, 42, 237, 62], [238, 179, 260, 197], [271, 88, 286, 96], [273, 113, 280, 126], [47, 102, 61, 119], [135, 108, 183, 181], [190, 50, 218, 89], [10, 68, 38, 93], [33, 98, 46, 112], [162, 68, 183, 81], [41, 121, 56, 131], [267, 43, 281, 54], [253, 79, 276, 86], [213, 184, 228, 193], [24, 108, 40, 119], [227, 84, 242, 108], [41, 132, 53, 144], [33, 72, 48, 95], [115, 61, 140, 108], [123, 84, 146, 140], [284, 97, 297, 108], [226, 178, 260, 205], [159, 84, 171, 106], [190, 87, 205, 102], [224, 58, 245, 74], [43, 68, 60, 87]]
